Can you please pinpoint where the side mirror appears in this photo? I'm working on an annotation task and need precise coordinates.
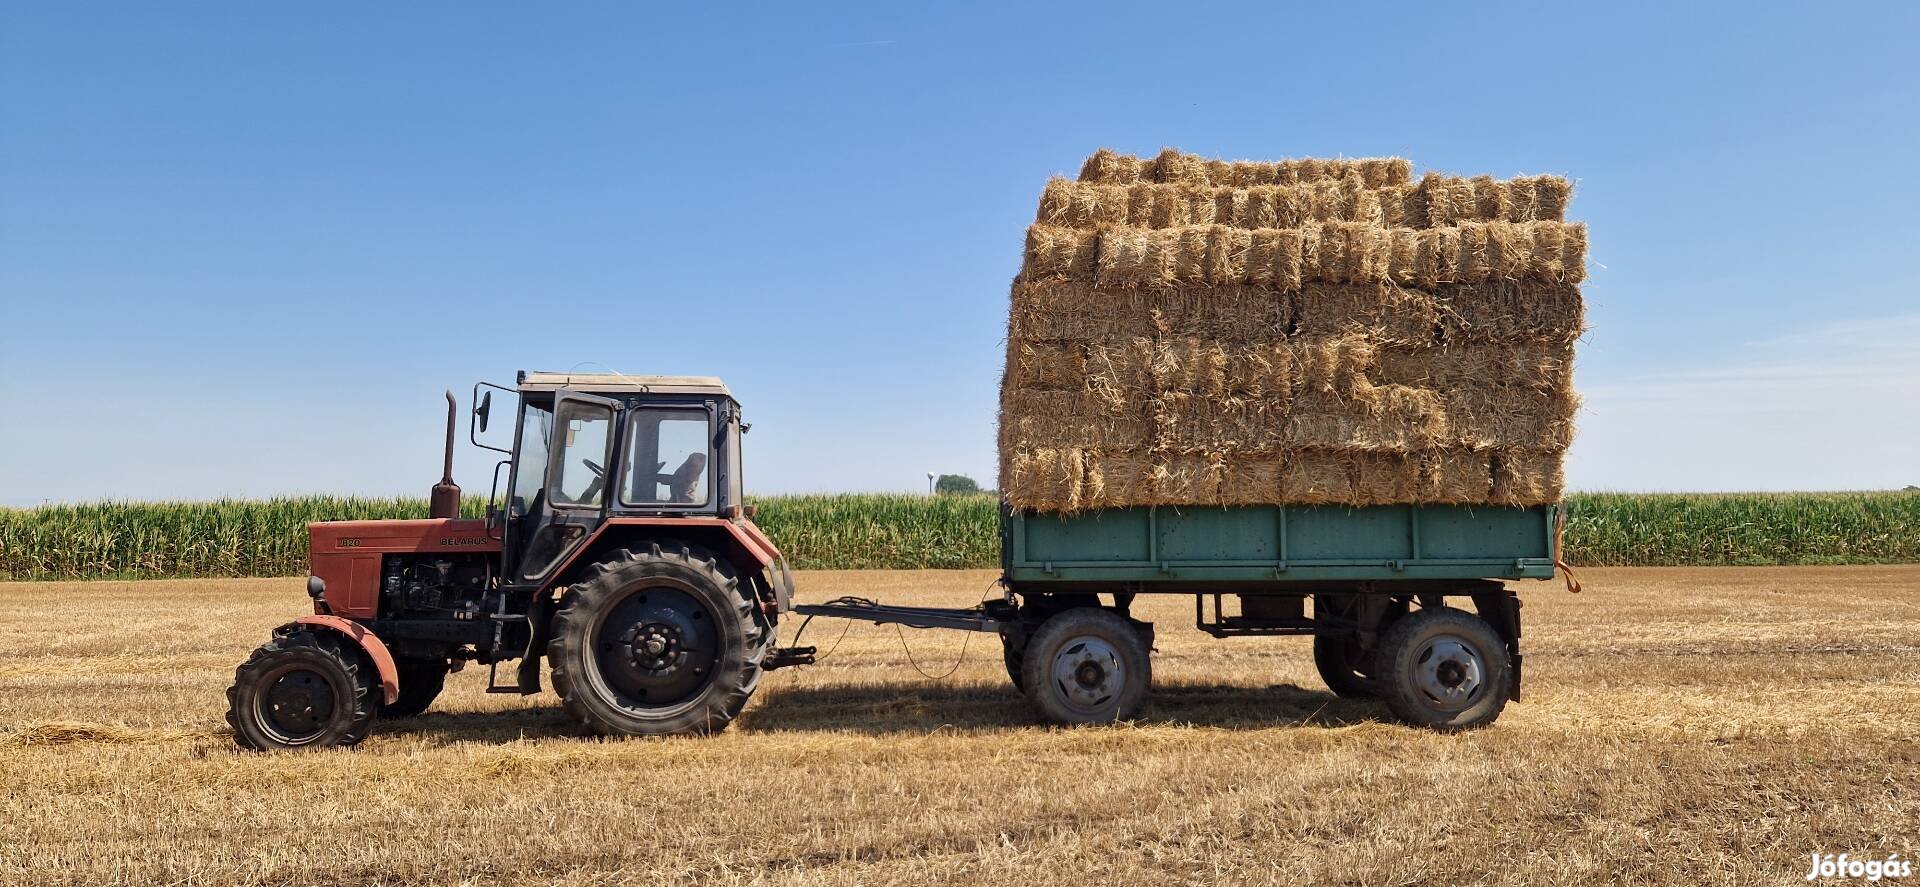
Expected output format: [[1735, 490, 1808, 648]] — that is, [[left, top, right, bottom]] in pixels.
[[475, 391, 492, 433]]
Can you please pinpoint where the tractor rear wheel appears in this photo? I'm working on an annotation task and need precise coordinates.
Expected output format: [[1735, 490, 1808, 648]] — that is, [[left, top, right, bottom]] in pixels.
[[1020, 607, 1150, 725], [226, 628, 377, 751], [548, 542, 772, 737], [378, 658, 448, 719], [1375, 606, 1512, 730]]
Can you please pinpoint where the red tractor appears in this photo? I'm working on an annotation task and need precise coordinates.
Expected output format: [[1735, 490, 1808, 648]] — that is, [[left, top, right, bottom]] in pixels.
[[226, 373, 798, 750]]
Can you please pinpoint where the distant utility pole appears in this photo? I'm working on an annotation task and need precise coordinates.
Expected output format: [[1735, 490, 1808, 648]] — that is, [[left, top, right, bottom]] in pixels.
[[927, 473, 935, 495]]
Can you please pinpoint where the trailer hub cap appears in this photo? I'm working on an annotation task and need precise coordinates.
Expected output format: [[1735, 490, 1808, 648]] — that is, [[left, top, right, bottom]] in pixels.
[[1050, 636, 1124, 713], [1412, 636, 1484, 709], [594, 586, 719, 708]]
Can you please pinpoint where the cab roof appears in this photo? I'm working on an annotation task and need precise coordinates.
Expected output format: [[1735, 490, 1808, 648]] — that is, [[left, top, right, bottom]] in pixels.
[[516, 371, 734, 398]]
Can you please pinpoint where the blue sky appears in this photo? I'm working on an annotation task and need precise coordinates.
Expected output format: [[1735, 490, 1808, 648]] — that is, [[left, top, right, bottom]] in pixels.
[[2, 2, 1916, 505]]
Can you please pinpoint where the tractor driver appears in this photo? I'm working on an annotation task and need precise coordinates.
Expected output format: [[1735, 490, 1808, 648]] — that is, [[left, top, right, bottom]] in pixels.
[[631, 452, 706, 504], [667, 452, 705, 503]]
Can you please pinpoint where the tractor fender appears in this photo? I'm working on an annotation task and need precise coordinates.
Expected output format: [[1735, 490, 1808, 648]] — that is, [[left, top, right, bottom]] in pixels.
[[292, 615, 400, 705], [542, 517, 780, 597]]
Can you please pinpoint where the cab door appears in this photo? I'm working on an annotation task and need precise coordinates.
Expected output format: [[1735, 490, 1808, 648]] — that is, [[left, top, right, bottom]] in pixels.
[[512, 389, 622, 583]]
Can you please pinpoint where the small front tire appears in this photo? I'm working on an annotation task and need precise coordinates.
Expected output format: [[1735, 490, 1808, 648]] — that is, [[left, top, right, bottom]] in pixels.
[[226, 628, 376, 751]]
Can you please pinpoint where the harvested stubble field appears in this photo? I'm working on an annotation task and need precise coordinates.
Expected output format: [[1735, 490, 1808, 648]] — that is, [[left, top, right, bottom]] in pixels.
[[2, 567, 1917, 885]]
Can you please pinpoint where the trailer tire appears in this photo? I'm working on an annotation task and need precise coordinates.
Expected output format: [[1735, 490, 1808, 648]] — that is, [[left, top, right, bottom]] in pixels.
[[1021, 608, 1150, 725], [1002, 643, 1026, 692], [548, 542, 771, 737], [1312, 634, 1378, 699], [1376, 606, 1511, 730]]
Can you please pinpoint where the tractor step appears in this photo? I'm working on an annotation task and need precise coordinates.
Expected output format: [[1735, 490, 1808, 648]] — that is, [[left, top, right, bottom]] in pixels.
[[484, 659, 534, 694]]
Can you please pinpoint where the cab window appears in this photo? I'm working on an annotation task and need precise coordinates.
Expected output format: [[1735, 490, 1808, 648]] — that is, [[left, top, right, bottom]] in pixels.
[[625, 409, 710, 506], [550, 400, 613, 508]]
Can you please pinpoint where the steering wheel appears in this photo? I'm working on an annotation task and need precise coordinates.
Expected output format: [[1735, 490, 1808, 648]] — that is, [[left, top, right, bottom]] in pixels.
[[577, 458, 607, 504]]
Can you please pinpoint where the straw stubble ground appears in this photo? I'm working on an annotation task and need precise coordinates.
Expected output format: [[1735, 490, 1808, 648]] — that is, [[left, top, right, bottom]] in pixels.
[[2, 567, 1916, 885]]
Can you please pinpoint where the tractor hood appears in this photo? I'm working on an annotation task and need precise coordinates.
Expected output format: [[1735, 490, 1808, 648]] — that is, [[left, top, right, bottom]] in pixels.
[[308, 519, 500, 618]]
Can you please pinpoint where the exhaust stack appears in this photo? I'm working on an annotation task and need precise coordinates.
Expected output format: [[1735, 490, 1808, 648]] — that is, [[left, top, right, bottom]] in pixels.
[[429, 390, 462, 519]]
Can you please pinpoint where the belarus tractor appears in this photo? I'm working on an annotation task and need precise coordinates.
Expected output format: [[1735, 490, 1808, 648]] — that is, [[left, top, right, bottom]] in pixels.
[[226, 373, 798, 750]]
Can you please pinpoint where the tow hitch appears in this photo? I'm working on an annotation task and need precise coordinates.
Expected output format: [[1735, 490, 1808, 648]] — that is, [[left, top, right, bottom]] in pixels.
[[762, 596, 1016, 670]]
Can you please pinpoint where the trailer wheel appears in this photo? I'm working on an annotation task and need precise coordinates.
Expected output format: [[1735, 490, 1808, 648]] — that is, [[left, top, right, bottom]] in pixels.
[[1002, 642, 1026, 692], [226, 628, 377, 751], [1311, 634, 1377, 699], [548, 542, 772, 737], [1020, 608, 1150, 725], [1376, 607, 1511, 730], [378, 658, 449, 719]]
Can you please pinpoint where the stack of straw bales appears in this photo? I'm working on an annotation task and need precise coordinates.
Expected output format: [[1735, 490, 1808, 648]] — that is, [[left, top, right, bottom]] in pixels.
[[1000, 148, 1584, 513]]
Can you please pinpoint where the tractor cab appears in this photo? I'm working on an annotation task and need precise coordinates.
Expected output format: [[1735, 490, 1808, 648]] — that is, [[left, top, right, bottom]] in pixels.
[[227, 370, 790, 751], [482, 372, 748, 587]]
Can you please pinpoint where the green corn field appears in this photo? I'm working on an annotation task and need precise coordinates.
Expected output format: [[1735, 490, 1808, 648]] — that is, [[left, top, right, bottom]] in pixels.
[[1, 491, 1915, 580]]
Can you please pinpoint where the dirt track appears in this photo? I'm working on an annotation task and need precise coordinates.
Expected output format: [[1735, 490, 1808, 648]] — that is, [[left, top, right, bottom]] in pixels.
[[2, 566, 1916, 885]]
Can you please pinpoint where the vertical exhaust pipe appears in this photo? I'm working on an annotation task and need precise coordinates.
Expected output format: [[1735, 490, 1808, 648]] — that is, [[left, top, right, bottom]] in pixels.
[[430, 390, 462, 519]]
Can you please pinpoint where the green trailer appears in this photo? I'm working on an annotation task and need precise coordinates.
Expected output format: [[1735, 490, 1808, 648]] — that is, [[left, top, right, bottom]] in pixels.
[[1006, 503, 1559, 584], [795, 502, 1562, 730]]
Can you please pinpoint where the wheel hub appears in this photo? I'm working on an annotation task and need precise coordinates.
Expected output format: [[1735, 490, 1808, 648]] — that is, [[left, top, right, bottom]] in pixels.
[[623, 622, 684, 672], [1049, 636, 1124, 713], [1412, 636, 1485, 709], [261, 668, 335, 741], [593, 586, 720, 709]]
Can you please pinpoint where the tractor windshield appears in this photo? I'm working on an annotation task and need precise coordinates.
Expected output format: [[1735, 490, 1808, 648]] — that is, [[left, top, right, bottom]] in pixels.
[[508, 400, 553, 514]]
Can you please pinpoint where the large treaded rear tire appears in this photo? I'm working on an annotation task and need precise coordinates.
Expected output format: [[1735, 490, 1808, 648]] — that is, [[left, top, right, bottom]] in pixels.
[[547, 542, 771, 737], [1376, 606, 1511, 731], [226, 627, 376, 751]]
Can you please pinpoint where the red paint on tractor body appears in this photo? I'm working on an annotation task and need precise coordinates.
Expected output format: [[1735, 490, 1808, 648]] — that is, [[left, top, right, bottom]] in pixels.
[[307, 519, 499, 619], [293, 614, 401, 705], [539, 516, 781, 594]]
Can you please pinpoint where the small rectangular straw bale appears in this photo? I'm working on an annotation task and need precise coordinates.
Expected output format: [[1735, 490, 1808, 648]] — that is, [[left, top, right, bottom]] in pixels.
[[1077, 148, 1412, 188]]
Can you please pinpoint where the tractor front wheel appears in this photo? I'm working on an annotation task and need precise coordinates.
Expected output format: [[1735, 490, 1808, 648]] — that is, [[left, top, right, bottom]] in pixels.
[[548, 542, 772, 737], [226, 628, 377, 751]]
